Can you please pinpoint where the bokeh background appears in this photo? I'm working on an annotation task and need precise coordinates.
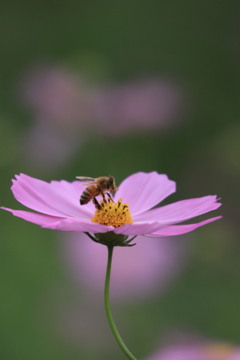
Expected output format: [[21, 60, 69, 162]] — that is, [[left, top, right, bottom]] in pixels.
[[0, 1, 239, 359]]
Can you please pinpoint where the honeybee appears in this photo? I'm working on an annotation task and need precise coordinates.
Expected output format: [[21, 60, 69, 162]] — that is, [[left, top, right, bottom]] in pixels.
[[76, 176, 118, 209]]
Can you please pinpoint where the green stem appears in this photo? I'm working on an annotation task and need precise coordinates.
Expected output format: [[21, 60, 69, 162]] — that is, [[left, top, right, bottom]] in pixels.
[[104, 246, 137, 360]]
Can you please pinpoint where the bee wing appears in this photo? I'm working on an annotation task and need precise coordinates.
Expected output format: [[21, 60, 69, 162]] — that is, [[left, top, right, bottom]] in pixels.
[[76, 176, 97, 185]]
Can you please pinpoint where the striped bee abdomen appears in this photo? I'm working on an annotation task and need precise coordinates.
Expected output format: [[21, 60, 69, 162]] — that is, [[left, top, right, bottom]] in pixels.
[[80, 190, 90, 205], [80, 184, 98, 205]]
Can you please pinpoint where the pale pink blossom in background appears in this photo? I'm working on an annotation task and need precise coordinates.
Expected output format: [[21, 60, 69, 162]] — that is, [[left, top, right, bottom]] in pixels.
[[19, 65, 185, 170], [19, 66, 94, 170], [61, 233, 186, 301], [146, 342, 240, 360], [21, 118, 84, 170], [93, 79, 184, 135], [20, 66, 93, 126]]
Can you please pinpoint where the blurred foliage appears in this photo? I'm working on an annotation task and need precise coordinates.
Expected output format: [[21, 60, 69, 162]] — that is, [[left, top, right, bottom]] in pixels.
[[0, 0, 239, 359]]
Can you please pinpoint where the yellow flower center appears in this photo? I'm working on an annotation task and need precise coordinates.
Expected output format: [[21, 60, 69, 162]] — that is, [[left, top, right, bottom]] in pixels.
[[203, 343, 235, 359], [91, 198, 133, 227]]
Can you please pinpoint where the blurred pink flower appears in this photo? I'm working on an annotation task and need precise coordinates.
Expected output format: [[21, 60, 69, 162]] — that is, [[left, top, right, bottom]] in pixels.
[[61, 233, 186, 301], [1, 172, 221, 239], [20, 66, 183, 133], [20, 66, 93, 126], [19, 66, 94, 170], [146, 342, 240, 360], [19, 65, 185, 170], [93, 79, 184, 135]]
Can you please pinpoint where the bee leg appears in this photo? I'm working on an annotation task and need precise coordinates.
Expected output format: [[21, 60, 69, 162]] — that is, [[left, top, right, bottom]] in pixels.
[[101, 192, 107, 203], [93, 197, 101, 210], [106, 192, 114, 202]]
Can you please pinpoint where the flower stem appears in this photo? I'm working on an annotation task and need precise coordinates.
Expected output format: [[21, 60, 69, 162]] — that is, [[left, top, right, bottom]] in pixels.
[[104, 246, 137, 360]]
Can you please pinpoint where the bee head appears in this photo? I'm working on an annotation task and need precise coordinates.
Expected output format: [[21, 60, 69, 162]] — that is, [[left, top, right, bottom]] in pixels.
[[108, 176, 114, 185], [108, 176, 117, 194]]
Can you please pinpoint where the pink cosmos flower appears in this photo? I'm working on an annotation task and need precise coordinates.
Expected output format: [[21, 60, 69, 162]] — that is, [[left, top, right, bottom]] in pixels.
[[19, 65, 184, 171], [92, 79, 184, 136], [146, 342, 240, 360], [20, 66, 183, 135], [19, 66, 92, 170], [1, 171, 221, 242], [61, 233, 186, 301]]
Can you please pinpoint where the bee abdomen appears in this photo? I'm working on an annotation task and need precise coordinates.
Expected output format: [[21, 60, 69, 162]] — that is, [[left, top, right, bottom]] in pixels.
[[80, 190, 91, 205]]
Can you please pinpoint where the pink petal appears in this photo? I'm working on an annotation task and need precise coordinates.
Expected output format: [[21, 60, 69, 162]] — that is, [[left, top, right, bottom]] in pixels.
[[1, 206, 64, 226], [114, 221, 165, 236], [11, 173, 93, 218], [1, 206, 110, 233], [42, 218, 114, 232], [115, 171, 176, 215], [134, 196, 221, 224], [146, 216, 222, 237]]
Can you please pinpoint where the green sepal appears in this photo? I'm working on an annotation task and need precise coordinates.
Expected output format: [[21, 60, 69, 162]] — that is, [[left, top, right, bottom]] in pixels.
[[94, 231, 136, 247]]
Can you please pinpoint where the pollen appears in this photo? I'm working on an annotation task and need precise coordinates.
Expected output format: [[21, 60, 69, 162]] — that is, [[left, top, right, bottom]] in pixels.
[[91, 198, 133, 227]]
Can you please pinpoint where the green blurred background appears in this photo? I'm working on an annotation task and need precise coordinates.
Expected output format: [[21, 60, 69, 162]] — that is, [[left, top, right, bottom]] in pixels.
[[0, 1, 239, 359]]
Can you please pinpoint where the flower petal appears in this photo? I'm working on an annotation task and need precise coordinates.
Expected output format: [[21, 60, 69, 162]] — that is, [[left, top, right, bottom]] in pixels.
[[146, 216, 222, 237], [115, 171, 176, 215], [42, 218, 114, 232], [1, 207, 64, 226], [1, 206, 111, 233], [11, 173, 93, 218], [134, 196, 221, 224], [114, 221, 165, 236]]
